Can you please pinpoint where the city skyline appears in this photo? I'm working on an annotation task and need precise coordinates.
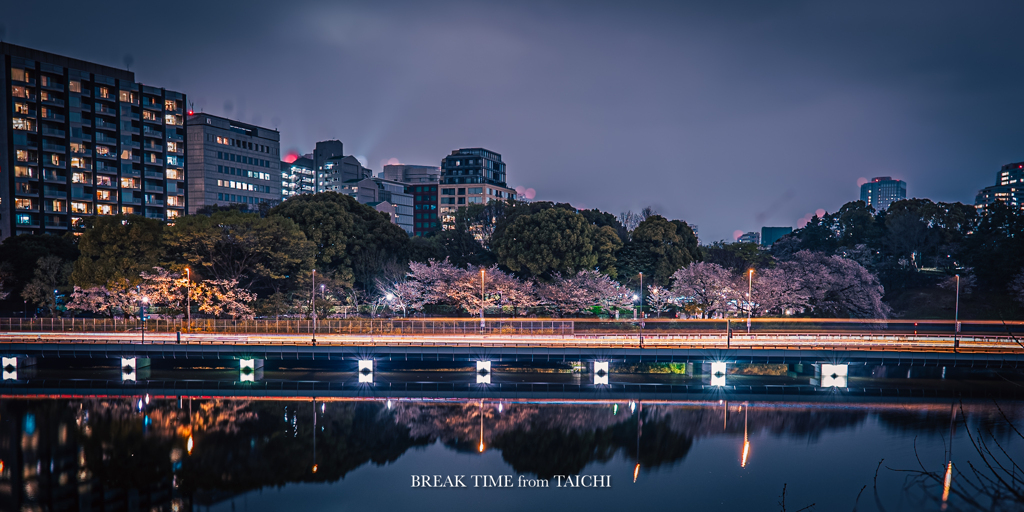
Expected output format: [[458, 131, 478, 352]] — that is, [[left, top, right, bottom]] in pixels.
[[2, 1, 1024, 241]]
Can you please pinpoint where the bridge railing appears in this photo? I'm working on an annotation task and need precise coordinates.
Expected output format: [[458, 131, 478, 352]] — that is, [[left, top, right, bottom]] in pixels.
[[0, 317, 575, 336], [0, 317, 1021, 338]]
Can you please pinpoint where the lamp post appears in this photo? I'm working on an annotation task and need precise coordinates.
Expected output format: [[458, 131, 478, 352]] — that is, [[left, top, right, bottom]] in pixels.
[[311, 269, 317, 345], [747, 269, 753, 334], [140, 296, 149, 345], [480, 268, 486, 329], [185, 267, 191, 333], [639, 272, 644, 349], [953, 274, 960, 352], [53, 288, 58, 318]]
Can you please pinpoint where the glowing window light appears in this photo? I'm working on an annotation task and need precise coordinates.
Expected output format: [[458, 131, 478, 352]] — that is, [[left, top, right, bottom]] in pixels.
[[122, 357, 136, 381]]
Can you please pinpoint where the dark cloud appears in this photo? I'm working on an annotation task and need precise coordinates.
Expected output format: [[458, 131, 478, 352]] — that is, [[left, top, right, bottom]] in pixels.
[[4, 0, 1022, 241]]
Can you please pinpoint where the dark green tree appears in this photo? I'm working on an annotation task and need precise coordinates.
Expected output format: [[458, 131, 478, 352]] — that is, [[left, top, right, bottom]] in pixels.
[[71, 215, 163, 288], [616, 215, 699, 286], [0, 233, 78, 308], [493, 208, 606, 279], [270, 193, 409, 288], [163, 210, 315, 295]]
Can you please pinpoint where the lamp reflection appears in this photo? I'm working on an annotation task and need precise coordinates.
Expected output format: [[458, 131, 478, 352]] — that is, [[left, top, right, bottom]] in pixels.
[[741, 404, 750, 468]]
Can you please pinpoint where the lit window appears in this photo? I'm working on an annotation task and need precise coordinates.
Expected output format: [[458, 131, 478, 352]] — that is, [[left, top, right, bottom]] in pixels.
[[69, 81, 81, 93], [15, 199, 34, 210], [12, 118, 35, 131]]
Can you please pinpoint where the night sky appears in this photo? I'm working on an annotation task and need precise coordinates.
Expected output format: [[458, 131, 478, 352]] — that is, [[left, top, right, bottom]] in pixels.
[[3, 0, 1023, 242]]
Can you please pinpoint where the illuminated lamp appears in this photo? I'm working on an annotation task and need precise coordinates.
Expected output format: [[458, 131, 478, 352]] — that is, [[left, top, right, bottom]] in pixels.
[[594, 361, 609, 385], [819, 363, 848, 388], [711, 362, 727, 387]]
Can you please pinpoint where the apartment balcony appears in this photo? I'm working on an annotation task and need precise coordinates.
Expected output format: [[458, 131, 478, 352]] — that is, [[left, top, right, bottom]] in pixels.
[[95, 119, 117, 131], [41, 97, 65, 107], [142, 115, 163, 125], [95, 180, 116, 189], [14, 217, 40, 229], [42, 142, 66, 153], [141, 99, 162, 111], [96, 193, 117, 203], [41, 127, 66, 138], [95, 162, 117, 174], [44, 218, 69, 229], [41, 81, 65, 92], [143, 127, 163, 138], [122, 195, 141, 205], [95, 134, 117, 145], [121, 167, 141, 178], [95, 153, 117, 163], [43, 187, 66, 199], [145, 212, 164, 220], [144, 184, 165, 193], [14, 185, 40, 196], [41, 113, 65, 123], [146, 199, 164, 207], [122, 155, 141, 164], [71, 190, 93, 201], [144, 170, 165, 180], [95, 105, 117, 116], [80, 103, 92, 112], [144, 143, 164, 152], [122, 125, 140, 135], [166, 132, 183, 142], [122, 140, 141, 149]]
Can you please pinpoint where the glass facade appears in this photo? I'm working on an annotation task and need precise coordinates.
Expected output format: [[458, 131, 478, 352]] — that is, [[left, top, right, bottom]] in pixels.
[[859, 176, 906, 212]]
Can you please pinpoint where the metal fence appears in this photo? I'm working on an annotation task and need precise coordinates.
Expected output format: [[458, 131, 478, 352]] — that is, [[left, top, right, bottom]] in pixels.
[[0, 317, 1021, 338], [0, 317, 575, 336]]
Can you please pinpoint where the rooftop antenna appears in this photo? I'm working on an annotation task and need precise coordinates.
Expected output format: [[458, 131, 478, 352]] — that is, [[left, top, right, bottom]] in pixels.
[[122, 54, 134, 72]]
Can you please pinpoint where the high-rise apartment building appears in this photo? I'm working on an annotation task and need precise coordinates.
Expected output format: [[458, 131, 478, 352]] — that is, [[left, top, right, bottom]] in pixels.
[[383, 164, 440, 236], [860, 176, 906, 212], [975, 161, 1024, 213], [760, 226, 792, 247], [281, 155, 315, 199], [439, 148, 515, 230], [0, 43, 186, 239], [185, 113, 280, 213]]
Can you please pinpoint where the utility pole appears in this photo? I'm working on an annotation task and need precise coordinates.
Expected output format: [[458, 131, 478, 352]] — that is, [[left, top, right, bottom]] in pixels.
[[747, 269, 753, 334]]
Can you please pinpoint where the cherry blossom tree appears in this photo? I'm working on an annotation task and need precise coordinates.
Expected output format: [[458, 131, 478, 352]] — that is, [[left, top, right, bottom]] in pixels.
[[746, 267, 809, 317], [670, 262, 734, 318], [194, 279, 256, 319], [538, 270, 622, 316], [645, 285, 675, 317], [780, 250, 890, 319]]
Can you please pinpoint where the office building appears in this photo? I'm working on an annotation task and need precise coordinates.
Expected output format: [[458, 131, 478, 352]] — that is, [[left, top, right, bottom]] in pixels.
[[0, 43, 186, 239], [975, 161, 1024, 213], [737, 231, 760, 245], [281, 155, 315, 199], [439, 148, 515, 230], [313, 140, 344, 190], [185, 113, 280, 213], [337, 175, 414, 234], [760, 226, 792, 248], [383, 164, 440, 236], [319, 155, 371, 191], [860, 176, 906, 211]]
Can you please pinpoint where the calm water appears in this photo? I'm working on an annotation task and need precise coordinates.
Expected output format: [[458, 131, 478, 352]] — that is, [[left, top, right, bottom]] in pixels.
[[2, 368, 1023, 511]]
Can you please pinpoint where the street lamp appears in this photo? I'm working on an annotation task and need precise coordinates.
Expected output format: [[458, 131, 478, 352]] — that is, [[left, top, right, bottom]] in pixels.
[[749, 268, 757, 335], [185, 267, 191, 333], [311, 269, 317, 345], [53, 289, 58, 317], [639, 272, 644, 349], [953, 274, 960, 352], [140, 296, 149, 345], [480, 268, 486, 329]]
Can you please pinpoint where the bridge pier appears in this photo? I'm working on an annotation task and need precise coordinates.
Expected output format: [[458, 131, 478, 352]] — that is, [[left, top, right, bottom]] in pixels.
[[813, 363, 848, 388], [240, 359, 264, 382], [121, 357, 151, 382], [476, 361, 491, 384], [703, 362, 727, 386], [2, 356, 36, 380], [358, 359, 373, 383], [593, 361, 609, 385]]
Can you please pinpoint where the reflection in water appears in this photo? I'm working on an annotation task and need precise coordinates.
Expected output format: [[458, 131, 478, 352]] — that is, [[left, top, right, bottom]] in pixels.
[[0, 397, 1020, 511]]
